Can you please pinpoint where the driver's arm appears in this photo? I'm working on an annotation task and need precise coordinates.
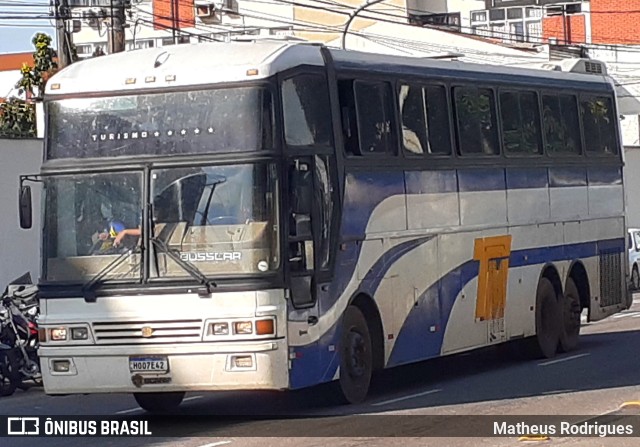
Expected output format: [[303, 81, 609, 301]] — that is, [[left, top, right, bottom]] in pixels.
[[113, 227, 142, 247]]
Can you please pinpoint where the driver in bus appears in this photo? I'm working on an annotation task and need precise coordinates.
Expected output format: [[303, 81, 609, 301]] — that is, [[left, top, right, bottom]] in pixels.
[[94, 202, 140, 252]]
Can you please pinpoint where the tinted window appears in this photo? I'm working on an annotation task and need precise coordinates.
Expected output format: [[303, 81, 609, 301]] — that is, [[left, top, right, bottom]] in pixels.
[[355, 81, 396, 155], [499, 90, 542, 155], [542, 93, 582, 156], [454, 87, 500, 155], [581, 95, 618, 155], [399, 84, 451, 155], [48, 87, 274, 159], [281, 74, 332, 148]]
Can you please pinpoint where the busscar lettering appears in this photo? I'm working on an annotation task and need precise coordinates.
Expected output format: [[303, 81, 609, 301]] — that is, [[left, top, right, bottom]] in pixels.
[[180, 252, 242, 262]]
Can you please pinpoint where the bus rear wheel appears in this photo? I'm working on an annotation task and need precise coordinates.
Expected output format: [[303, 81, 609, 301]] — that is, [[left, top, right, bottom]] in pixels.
[[559, 278, 581, 352], [534, 278, 561, 359], [336, 305, 373, 404], [134, 391, 185, 413]]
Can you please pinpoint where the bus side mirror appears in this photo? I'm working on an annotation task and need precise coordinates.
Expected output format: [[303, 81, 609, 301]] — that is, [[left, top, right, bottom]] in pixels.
[[19, 185, 33, 229]]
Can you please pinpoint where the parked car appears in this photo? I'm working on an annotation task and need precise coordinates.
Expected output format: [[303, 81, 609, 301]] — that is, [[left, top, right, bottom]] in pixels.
[[629, 228, 640, 290]]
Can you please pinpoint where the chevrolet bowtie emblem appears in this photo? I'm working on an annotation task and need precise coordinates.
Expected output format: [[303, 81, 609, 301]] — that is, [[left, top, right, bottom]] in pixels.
[[141, 326, 154, 338]]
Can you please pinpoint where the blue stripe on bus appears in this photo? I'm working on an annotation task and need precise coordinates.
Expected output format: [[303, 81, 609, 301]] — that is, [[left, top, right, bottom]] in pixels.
[[340, 171, 405, 239], [506, 168, 548, 190], [457, 169, 506, 192], [405, 170, 457, 194], [548, 167, 587, 187], [387, 237, 625, 367], [588, 166, 623, 185]]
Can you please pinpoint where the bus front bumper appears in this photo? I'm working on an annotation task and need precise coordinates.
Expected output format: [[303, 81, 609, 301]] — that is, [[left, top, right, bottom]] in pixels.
[[39, 339, 289, 394]]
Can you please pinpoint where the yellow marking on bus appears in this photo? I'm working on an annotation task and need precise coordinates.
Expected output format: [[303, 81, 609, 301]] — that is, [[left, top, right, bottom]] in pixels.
[[620, 401, 640, 408], [518, 435, 550, 442], [473, 235, 512, 321]]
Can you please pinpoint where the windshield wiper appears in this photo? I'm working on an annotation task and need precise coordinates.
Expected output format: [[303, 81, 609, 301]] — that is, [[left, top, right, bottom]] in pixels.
[[150, 236, 217, 296], [82, 247, 141, 302]]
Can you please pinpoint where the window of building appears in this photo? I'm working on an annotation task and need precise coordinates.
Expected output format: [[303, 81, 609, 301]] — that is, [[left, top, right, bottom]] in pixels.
[[472, 11, 487, 22], [489, 9, 505, 21], [75, 44, 92, 55], [580, 96, 618, 155], [542, 93, 582, 156], [499, 90, 542, 155], [454, 87, 500, 156], [507, 7, 523, 19], [399, 84, 451, 155], [281, 74, 332, 148]]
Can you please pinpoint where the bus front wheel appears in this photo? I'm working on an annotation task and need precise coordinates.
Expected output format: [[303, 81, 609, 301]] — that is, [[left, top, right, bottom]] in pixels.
[[134, 391, 185, 413], [337, 305, 373, 404], [535, 278, 561, 359]]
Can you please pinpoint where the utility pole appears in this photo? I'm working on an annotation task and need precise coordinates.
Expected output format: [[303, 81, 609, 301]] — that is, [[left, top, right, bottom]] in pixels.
[[54, 0, 70, 68], [108, 0, 126, 53]]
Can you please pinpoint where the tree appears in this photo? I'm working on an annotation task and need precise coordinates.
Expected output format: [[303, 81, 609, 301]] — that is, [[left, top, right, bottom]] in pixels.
[[0, 33, 58, 138]]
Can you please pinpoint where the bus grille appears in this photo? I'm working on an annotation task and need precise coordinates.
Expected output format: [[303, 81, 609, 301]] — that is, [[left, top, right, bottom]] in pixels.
[[599, 252, 623, 307], [92, 320, 203, 344]]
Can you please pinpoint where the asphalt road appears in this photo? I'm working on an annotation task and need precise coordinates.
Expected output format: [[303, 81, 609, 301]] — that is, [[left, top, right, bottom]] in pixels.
[[5, 298, 640, 447]]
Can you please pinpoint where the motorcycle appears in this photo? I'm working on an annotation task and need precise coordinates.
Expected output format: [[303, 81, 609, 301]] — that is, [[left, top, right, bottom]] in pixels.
[[0, 273, 41, 395]]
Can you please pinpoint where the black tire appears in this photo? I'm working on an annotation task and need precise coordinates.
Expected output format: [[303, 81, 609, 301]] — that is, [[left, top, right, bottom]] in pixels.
[[534, 278, 561, 359], [633, 265, 640, 291], [559, 278, 581, 353], [335, 306, 373, 404], [133, 392, 185, 413], [0, 353, 16, 397]]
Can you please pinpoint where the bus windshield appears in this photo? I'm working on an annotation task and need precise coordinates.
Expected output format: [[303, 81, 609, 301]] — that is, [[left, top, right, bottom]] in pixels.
[[42, 163, 280, 283], [150, 163, 280, 278], [46, 86, 274, 160]]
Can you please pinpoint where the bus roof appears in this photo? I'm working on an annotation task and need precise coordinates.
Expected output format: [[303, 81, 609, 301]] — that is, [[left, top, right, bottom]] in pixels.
[[45, 40, 613, 97]]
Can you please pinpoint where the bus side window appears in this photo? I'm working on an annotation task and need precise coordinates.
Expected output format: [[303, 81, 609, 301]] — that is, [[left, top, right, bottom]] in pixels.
[[542, 93, 582, 156], [338, 80, 359, 155], [399, 84, 451, 156], [499, 90, 543, 155], [454, 86, 500, 156], [354, 80, 396, 155], [580, 95, 618, 155], [338, 79, 396, 156], [281, 74, 332, 148]]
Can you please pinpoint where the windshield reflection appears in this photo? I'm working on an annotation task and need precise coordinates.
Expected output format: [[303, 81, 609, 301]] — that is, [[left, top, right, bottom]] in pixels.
[[44, 172, 143, 282], [151, 163, 280, 278]]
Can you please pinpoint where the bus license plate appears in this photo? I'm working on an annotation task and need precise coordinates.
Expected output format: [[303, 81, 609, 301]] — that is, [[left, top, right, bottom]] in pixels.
[[129, 357, 169, 373]]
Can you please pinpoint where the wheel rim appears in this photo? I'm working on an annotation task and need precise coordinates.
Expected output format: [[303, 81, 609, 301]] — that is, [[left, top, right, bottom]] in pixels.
[[347, 329, 367, 378]]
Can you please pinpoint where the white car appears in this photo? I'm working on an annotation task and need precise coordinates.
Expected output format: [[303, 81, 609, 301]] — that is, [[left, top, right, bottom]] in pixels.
[[629, 228, 640, 290]]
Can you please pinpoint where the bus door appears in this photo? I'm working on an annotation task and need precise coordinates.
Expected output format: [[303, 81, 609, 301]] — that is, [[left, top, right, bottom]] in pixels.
[[287, 156, 337, 320]]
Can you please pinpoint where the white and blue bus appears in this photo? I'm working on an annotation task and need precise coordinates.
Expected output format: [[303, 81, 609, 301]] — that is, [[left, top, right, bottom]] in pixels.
[[20, 41, 630, 411]]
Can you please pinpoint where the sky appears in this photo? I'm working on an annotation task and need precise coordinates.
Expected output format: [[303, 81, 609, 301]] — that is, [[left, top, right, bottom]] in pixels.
[[0, 0, 56, 54]]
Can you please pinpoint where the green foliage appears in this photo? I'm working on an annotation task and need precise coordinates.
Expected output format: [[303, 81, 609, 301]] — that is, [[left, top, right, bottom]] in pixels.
[[0, 98, 36, 138], [1, 32, 58, 138]]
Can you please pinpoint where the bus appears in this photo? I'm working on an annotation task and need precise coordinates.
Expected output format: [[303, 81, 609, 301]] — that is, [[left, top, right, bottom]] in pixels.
[[19, 41, 631, 412]]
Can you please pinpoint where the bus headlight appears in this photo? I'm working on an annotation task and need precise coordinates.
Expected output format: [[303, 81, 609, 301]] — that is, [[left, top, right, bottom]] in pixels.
[[233, 321, 253, 334], [50, 327, 68, 341], [210, 322, 229, 335], [71, 327, 89, 340]]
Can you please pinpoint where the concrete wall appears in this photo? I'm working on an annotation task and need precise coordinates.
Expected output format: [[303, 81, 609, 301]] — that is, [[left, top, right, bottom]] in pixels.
[[625, 146, 640, 228], [0, 139, 42, 288]]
